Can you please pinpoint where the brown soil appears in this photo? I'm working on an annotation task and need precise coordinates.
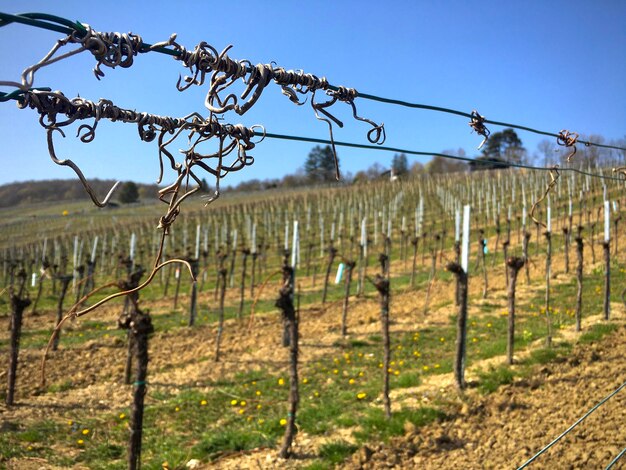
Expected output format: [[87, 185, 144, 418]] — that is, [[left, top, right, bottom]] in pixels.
[[1, 237, 624, 469]]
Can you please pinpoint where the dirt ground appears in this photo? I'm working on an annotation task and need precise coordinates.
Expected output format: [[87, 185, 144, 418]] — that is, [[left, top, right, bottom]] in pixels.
[[1, 240, 625, 469]]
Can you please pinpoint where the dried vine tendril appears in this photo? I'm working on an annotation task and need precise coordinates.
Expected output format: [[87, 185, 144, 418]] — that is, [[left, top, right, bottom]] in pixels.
[[18, 89, 261, 225], [530, 166, 560, 228], [469, 110, 490, 150], [556, 129, 579, 163]]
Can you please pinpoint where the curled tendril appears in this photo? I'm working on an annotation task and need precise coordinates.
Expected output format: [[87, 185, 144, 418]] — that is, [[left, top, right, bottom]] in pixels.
[[469, 110, 490, 150], [557, 129, 579, 162], [530, 166, 560, 228], [46, 128, 120, 207]]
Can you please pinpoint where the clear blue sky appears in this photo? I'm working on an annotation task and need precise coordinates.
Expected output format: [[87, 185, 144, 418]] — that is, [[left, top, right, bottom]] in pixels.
[[0, 0, 624, 188]]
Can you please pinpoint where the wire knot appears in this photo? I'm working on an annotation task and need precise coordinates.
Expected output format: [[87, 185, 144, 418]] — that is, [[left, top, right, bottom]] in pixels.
[[469, 110, 490, 150], [556, 129, 579, 162]]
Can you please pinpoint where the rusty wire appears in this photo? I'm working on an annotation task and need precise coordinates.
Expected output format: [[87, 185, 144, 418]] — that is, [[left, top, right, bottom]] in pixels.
[[557, 129, 579, 162], [167, 38, 385, 179], [530, 166, 560, 228], [469, 110, 490, 150], [18, 89, 261, 220]]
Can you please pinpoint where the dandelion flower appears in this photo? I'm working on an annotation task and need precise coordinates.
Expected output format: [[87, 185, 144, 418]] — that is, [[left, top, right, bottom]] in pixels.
[[357, 392, 367, 400], [440, 337, 445, 342], [302, 378, 308, 384], [238, 409, 245, 415], [256, 390, 262, 396], [258, 418, 265, 424], [67, 420, 73, 426], [358, 371, 364, 377], [230, 399, 238, 406], [278, 378, 285, 386], [82, 429, 89, 435], [280, 418, 287, 426], [394, 370, 400, 376], [423, 365, 430, 371], [200, 400, 207, 406], [240, 401, 246, 407], [175, 406, 180, 412], [256, 404, 262, 410], [77, 439, 84, 445], [119, 413, 126, 419], [349, 378, 355, 385]]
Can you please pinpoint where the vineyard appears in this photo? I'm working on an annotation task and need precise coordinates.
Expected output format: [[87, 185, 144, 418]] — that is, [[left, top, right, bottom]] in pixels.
[[1, 9, 626, 470], [2, 169, 626, 469]]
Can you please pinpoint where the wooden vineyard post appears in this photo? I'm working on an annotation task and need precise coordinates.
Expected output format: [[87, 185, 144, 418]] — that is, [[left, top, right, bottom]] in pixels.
[[479, 230, 488, 299], [214, 250, 228, 301], [6, 269, 31, 406], [492, 215, 500, 267], [119, 304, 153, 470], [322, 245, 337, 304], [590, 222, 596, 264], [603, 200, 611, 320], [410, 236, 419, 289], [603, 240, 611, 320], [506, 257, 525, 365], [454, 240, 461, 306], [238, 248, 250, 320], [523, 231, 531, 285], [341, 260, 356, 337], [503, 240, 510, 289], [276, 256, 299, 459], [372, 274, 391, 418], [563, 227, 570, 274], [52, 274, 73, 351], [188, 257, 199, 326], [448, 205, 470, 391], [214, 266, 228, 362], [121, 267, 146, 385], [613, 215, 620, 257], [31, 259, 50, 315], [575, 228, 584, 332], [544, 231, 553, 347]]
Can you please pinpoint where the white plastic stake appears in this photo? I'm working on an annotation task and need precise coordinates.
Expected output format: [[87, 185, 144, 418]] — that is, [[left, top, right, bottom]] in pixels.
[[291, 221, 299, 268], [455, 209, 461, 242], [195, 224, 201, 259], [284, 220, 289, 251], [335, 263, 345, 284], [130, 233, 136, 261], [361, 217, 367, 258], [90, 236, 99, 263]]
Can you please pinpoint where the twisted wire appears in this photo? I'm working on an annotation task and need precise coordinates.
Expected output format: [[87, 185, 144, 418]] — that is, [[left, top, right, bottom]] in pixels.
[[18, 89, 260, 223], [469, 110, 490, 150], [557, 129, 580, 163], [0, 11, 624, 153]]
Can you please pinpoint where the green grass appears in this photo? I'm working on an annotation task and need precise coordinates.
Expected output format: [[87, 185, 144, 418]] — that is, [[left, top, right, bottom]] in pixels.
[[476, 365, 517, 394], [579, 323, 618, 344], [318, 440, 359, 465], [353, 407, 446, 443]]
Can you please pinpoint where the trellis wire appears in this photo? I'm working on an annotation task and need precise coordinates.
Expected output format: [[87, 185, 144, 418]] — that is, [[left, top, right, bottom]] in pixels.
[[0, 11, 624, 153], [516, 379, 626, 469]]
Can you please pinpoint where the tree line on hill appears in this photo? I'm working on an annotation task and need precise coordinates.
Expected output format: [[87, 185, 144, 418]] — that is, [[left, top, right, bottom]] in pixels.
[[0, 179, 158, 208], [1, 129, 622, 205]]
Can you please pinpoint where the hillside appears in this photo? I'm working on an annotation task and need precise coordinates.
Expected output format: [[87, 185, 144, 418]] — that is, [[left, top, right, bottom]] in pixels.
[[0, 179, 160, 208]]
